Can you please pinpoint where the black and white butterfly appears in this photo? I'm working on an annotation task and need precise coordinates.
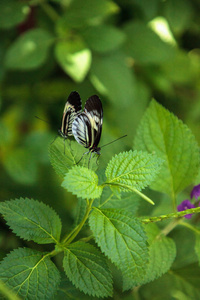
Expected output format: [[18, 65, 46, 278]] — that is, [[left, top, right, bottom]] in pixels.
[[72, 95, 103, 165], [58, 91, 82, 139]]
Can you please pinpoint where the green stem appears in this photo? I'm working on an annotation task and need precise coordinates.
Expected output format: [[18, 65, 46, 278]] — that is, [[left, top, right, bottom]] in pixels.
[[62, 199, 94, 246], [103, 182, 155, 205], [38, 0, 60, 22], [142, 207, 200, 224], [180, 221, 200, 234]]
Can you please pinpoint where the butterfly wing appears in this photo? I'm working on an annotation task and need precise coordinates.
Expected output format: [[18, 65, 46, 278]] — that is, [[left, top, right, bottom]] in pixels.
[[60, 91, 82, 137], [84, 95, 103, 150], [72, 95, 103, 151]]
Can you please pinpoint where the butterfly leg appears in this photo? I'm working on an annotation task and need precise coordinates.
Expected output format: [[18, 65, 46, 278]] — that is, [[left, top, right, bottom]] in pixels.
[[50, 135, 58, 145], [75, 151, 89, 166]]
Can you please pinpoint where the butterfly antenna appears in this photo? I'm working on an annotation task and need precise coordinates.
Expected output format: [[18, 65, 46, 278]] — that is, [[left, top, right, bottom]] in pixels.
[[101, 134, 127, 148], [35, 116, 50, 124]]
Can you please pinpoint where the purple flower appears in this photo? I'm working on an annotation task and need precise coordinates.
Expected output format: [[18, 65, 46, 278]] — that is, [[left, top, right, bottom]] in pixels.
[[177, 200, 195, 219], [190, 184, 200, 200]]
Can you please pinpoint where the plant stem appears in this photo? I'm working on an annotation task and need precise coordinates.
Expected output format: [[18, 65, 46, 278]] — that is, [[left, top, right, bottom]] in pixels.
[[62, 198, 94, 246], [179, 221, 200, 234], [39, 0, 60, 22]]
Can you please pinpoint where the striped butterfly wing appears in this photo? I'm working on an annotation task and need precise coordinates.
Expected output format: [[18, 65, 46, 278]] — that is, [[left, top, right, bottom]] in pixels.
[[72, 95, 103, 151], [60, 91, 82, 137]]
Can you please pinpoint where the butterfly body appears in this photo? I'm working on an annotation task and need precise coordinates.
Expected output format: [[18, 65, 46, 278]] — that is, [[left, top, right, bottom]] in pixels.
[[72, 95, 103, 163], [59, 91, 82, 139]]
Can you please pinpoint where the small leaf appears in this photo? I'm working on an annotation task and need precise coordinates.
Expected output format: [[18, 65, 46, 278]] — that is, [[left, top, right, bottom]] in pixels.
[[81, 25, 125, 53], [134, 100, 200, 197], [5, 29, 53, 70], [63, 242, 113, 297], [0, 0, 30, 29], [141, 223, 176, 285], [62, 166, 103, 199], [195, 235, 200, 266], [105, 150, 162, 192], [55, 39, 91, 82], [0, 198, 62, 244], [0, 248, 60, 300], [89, 208, 148, 288]]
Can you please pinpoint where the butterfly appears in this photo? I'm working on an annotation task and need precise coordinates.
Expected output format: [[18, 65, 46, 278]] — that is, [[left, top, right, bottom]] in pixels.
[[58, 91, 82, 139], [72, 95, 103, 165]]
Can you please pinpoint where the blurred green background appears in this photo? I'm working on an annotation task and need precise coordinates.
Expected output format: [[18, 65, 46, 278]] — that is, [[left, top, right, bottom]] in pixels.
[[0, 0, 200, 258]]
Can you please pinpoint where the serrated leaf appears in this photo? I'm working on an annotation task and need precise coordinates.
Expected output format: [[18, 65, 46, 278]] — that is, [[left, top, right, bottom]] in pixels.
[[5, 29, 53, 70], [63, 242, 113, 297], [89, 208, 148, 288], [49, 138, 98, 178], [141, 223, 176, 285], [81, 25, 125, 53], [134, 100, 200, 197], [62, 166, 103, 199], [141, 263, 200, 300], [0, 0, 30, 29], [0, 198, 62, 244], [0, 248, 60, 300], [195, 235, 200, 265], [105, 150, 162, 193], [55, 39, 91, 82]]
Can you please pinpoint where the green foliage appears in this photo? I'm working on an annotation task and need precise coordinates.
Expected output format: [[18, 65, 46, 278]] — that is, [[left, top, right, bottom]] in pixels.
[[62, 166, 103, 199], [89, 208, 148, 290], [5, 29, 53, 70], [63, 242, 113, 297], [0, 0, 30, 29], [195, 235, 200, 265], [0, 248, 60, 300], [134, 100, 200, 197], [141, 223, 176, 285], [0, 198, 62, 244], [105, 150, 162, 193]]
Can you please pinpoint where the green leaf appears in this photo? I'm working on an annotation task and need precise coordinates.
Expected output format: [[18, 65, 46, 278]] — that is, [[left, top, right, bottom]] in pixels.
[[5, 29, 53, 70], [105, 150, 162, 193], [63, 242, 113, 297], [90, 51, 136, 106], [195, 235, 200, 265], [134, 100, 200, 197], [0, 0, 30, 29], [3, 147, 37, 185], [59, 0, 119, 28], [0, 198, 62, 244], [62, 166, 103, 199], [81, 25, 125, 53], [141, 223, 176, 285], [89, 208, 148, 289], [49, 138, 98, 178], [0, 248, 60, 300], [141, 263, 200, 300], [55, 39, 92, 82], [124, 21, 175, 64]]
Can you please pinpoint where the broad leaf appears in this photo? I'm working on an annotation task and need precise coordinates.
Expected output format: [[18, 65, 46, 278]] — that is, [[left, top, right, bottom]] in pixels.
[[5, 29, 53, 70], [63, 242, 113, 297], [141, 223, 176, 285], [81, 25, 125, 53], [0, 248, 60, 300], [55, 39, 91, 82], [89, 208, 148, 288], [124, 21, 175, 64], [105, 150, 162, 193], [134, 100, 200, 197], [141, 263, 200, 299], [62, 166, 103, 199], [0, 198, 62, 244], [0, 0, 30, 29]]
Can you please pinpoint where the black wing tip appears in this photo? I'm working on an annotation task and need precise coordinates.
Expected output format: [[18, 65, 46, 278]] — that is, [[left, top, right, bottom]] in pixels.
[[67, 91, 82, 110]]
